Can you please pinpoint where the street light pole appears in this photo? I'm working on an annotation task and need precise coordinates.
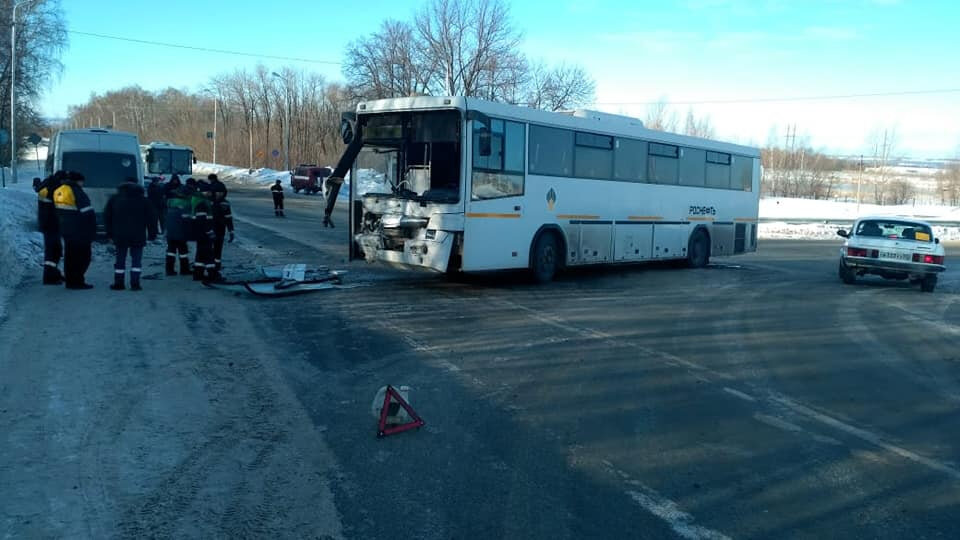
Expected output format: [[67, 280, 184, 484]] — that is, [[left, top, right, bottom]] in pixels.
[[10, 1, 35, 184]]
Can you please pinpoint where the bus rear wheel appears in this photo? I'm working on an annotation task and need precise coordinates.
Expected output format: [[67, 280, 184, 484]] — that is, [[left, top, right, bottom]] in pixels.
[[531, 232, 559, 283], [686, 230, 710, 268]]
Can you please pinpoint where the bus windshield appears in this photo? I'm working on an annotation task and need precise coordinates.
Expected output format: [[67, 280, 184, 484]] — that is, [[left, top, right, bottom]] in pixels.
[[62, 151, 139, 188], [357, 110, 461, 203], [147, 148, 193, 175]]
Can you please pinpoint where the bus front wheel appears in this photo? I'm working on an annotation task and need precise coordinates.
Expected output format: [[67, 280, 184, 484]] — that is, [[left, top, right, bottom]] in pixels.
[[686, 230, 710, 268], [531, 232, 559, 283]]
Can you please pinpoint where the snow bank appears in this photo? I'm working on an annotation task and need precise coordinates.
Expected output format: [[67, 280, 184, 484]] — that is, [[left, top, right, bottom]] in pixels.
[[760, 197, 960, 222], [0, 184, 42, 322], [192, 162, 391, 197], [192, 162, 290, 186]]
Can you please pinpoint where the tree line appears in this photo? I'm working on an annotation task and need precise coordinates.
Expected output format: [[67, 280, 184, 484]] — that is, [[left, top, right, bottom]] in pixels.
[[1, 0, 66, 165]]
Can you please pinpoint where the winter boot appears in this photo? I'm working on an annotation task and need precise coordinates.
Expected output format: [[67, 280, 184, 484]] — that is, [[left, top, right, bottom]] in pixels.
[[192, 264, 205, 281], [42, 264, 63, 285], [130, 268, 142, 291], [110, 270, 125, 291], [180, 255, 192, 276], [206, 267, 222, 283], [165, 253, 177, 276]]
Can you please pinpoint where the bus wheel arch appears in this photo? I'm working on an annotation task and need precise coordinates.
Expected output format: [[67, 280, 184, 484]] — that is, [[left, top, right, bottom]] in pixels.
[[529, 226, 566, 283], [686, 226, 711, 268]]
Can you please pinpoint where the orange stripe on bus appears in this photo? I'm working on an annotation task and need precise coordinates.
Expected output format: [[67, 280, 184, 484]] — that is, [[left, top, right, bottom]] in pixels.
[[466, 212, 522, 219], [557, 214, 601, 220], [687, 216, 715, 221]]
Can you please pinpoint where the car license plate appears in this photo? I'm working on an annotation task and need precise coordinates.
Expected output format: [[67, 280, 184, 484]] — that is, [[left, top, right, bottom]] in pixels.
[[879, 251, 909, 261]]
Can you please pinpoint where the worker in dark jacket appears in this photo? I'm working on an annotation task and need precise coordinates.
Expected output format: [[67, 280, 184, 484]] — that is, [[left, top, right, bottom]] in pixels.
[[210, 179, 234, 281], [271, 179, 285, 217], [53, 171, 97, 289], [37, 171, 67, 284], [104, 178, 158, 290], [146, 177, 165, 234], [208, 173, 228, 198], [164, 186, 193, 276], [190, 183, 216, 281]]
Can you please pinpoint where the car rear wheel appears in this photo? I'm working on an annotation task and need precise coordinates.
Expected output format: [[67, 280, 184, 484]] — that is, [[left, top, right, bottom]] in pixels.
[[838, 260, 856, 284], [920, 274, 937, 293]]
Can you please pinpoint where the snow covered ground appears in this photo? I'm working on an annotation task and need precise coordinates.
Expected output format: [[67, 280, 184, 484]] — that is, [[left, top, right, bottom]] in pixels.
[[0, 167, 43, 322], [192, 161, 390, 198]]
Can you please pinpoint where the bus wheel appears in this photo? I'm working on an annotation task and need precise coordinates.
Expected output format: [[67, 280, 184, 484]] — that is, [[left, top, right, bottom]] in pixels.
[[531, 232, 559, 283], [686, 230, 710, 268]]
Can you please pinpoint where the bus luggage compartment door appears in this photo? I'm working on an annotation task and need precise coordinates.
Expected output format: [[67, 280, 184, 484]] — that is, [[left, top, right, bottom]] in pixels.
[[652, 224, 687, 259], [614, 223, 653, 261]]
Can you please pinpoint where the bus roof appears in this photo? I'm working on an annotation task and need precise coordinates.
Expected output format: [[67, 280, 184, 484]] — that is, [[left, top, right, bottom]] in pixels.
[[357, 96, 760, 157], [145, 141, 194, 152], [55, 129, 140, 153]]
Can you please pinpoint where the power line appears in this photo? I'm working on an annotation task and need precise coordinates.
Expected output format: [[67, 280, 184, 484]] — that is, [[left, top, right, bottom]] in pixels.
[[67, 30, 342, 66], [591, 88, 960, 106]]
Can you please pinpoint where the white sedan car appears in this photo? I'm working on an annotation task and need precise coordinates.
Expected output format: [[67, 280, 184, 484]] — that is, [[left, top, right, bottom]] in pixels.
[[837, 217, 946, 292]]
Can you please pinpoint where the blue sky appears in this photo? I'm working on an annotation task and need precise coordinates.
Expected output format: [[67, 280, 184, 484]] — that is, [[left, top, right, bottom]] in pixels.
[[43, 0, 960, 157]]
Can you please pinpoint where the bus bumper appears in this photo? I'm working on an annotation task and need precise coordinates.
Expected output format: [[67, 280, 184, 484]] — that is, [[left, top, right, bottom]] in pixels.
[[356, 231, 455, 273]]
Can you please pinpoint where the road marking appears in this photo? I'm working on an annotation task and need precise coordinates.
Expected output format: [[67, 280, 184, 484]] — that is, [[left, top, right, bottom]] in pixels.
[[770, 395, 960, 481], [627, 491, 731, 540], [723, 387, 756, 402], [598, 460, 730, 540], [496, 294, 960, 483]]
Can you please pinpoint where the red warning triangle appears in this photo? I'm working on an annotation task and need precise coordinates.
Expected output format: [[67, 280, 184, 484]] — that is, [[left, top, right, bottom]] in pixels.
[[377, 385, 425, 438]]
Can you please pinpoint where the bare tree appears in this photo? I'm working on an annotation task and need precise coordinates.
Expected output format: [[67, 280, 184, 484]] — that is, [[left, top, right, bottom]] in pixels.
[[645, 98, 678, 132], [888, 178, 914, 205], [0, 0, 67, 163], [936, 164, 960, 205], [682, 108, 715, 138], [343, 0, 595, 110], [867, 127, 897, 204], [344, 19, 435, 100], [525, 62, 595, 111]]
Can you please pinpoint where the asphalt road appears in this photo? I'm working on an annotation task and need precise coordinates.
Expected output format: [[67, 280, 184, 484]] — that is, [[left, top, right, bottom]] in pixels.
[[222, 187, 960, 539]]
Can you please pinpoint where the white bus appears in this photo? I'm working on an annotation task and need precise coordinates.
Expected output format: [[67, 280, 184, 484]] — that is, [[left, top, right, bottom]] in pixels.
[[336, 96, 760, 282], [45, 128, 144, 226], [142, 141, 194, 182]]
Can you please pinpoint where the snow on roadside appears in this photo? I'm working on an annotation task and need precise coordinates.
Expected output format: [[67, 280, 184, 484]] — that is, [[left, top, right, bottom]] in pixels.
[[0, 183, 42, 322], [760, 197, 960, 222], [192, 161, 390, 197]]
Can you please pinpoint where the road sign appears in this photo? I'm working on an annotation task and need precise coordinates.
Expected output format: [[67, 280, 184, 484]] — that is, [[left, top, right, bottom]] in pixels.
[[271, 149, 280, 157], [27, 133, 41, 145], [206, 131, 214, 139], [256, 150, 265, 159]]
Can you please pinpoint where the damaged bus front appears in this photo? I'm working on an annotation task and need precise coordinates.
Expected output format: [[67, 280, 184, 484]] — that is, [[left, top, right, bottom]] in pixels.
[[326, 97, 467, 273]]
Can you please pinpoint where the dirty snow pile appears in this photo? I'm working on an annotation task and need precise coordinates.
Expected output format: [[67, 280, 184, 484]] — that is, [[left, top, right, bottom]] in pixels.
[[192, 162, 290, 186], [0, 182, 42, 321], [192, 162, 391, 197]]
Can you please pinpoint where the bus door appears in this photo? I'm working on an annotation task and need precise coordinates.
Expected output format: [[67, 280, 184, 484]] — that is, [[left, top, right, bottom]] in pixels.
[[462, 115, 529, 271]]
